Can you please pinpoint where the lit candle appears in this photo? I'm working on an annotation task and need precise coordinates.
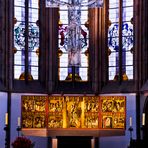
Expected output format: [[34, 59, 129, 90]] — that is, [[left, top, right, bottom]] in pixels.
[[142, 113, 145, 126], [18, 117, 21, 127], [5, 113, 8, 125], [129, 117, 132, 127]]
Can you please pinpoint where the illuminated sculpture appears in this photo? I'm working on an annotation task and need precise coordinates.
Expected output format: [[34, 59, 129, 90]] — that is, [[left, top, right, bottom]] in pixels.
[[46, 0, 103, 66]]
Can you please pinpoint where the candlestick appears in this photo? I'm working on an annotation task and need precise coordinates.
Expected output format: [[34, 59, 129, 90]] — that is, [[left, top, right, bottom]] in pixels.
[[4, 125, 9, 148], [5, 113, 8, 125], [17, 117, 21, 137], [18, 117, 20, 127], [16, 126, 21, 137], [129, 117, 132, 127], [142, 113, 145, 126], [141, 125, 145, 141]]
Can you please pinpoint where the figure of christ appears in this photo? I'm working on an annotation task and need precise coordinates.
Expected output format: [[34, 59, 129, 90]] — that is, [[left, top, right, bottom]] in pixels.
[[46, 0, 104, 66]]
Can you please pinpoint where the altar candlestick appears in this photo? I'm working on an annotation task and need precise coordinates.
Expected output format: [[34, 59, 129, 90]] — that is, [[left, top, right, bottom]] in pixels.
[[142, 113, 145, 126], [5, 113, 8, 125], [18, 117, 20, 127], [129, 117, 132, 127]]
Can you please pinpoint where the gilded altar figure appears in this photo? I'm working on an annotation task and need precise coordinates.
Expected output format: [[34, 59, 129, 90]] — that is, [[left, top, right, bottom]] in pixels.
[[66, 97, 82, 128]]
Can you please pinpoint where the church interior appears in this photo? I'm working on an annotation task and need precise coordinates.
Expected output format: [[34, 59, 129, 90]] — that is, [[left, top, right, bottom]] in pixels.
[[0, 0, 148, 148]]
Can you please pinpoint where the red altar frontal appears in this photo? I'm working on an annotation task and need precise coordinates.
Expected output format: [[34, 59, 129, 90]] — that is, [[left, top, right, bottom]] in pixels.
[[21, 95, 126, 137]]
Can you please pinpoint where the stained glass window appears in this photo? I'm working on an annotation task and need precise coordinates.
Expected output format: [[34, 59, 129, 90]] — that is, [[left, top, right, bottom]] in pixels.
[[14, 0, 39, 80], [58, 1, 89, 81], [108, 0, 133, 81]]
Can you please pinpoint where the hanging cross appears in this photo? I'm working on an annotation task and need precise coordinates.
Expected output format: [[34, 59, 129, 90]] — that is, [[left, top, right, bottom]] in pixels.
[[46, 0, 103, 66], [46, 0, 103, 7]]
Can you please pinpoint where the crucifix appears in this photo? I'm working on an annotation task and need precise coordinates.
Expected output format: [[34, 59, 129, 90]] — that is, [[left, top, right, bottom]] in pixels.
[[46, 0, 103, 81]]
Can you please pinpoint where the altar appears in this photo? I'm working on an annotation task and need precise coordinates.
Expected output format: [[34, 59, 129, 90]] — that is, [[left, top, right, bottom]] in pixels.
[[21, 95, 126, 148]]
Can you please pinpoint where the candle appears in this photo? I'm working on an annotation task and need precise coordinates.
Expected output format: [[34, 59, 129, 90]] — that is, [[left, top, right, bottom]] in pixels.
[[129, 117, 132, 127], [142, 113, 145, 126], [5, 113, 8, 125], [18, 117, 21, 127]]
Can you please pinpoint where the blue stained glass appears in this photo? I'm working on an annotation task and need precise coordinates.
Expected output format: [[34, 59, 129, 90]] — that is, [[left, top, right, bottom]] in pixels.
[[122, 23, 133, 49], [14, 0, 39, 80], [108, 0, 133, 80], [58, 2, 89, 81], [108, 23, 133, 50], [14, 23, 39, 49]]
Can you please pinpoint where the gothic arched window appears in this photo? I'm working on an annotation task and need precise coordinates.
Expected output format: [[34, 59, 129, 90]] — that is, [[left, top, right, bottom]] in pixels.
[[14, 0, 40, 81], [108, 0, 133, 81], [58, 2, 89, 82]]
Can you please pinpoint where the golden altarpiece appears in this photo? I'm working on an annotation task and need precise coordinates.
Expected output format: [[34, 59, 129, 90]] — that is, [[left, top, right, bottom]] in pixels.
[[22, 95, 126, 137]]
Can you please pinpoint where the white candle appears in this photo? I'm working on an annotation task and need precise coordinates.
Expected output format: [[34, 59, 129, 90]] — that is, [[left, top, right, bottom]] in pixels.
[[5, 113, 8, 125], [18, 117, 21, 126], [129, 117, 132, 127], [142, 113, 145, 126]]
